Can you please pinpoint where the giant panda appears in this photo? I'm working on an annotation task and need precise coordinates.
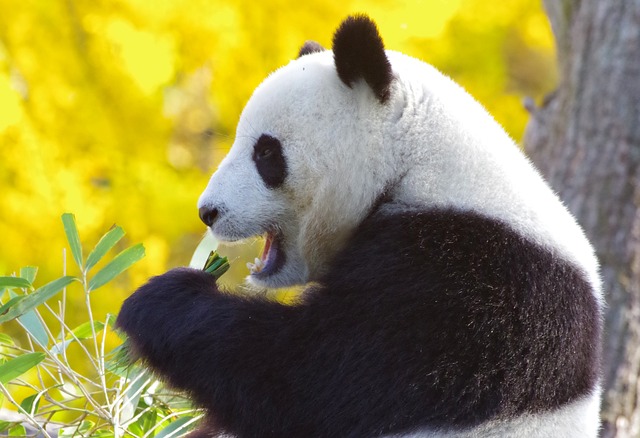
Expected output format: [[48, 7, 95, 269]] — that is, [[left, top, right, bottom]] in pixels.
[[116, 15, 603, 438]]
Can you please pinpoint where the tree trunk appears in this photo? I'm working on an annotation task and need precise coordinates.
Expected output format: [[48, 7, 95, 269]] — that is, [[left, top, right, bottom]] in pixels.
[[524, 1, 640, 436]]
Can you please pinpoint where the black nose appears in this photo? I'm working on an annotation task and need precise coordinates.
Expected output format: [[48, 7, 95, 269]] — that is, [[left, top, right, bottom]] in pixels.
[[199, 206, 219, 227]]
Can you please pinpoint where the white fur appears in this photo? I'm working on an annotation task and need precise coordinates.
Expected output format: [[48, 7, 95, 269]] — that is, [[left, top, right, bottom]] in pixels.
[[386, 388, 601, 437]]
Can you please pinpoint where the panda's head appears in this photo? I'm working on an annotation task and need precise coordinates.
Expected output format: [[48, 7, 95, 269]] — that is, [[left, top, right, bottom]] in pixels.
[[197, 16, 400, 288]]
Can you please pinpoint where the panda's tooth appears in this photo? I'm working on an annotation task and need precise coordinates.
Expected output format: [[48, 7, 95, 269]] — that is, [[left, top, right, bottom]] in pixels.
[[247, 259, 264, 274]]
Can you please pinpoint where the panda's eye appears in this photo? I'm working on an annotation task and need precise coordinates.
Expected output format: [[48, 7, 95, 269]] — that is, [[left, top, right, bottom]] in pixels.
[[256, 146, 273, 160], [252, 135, 287, 188], [253, 135, 279, 161]]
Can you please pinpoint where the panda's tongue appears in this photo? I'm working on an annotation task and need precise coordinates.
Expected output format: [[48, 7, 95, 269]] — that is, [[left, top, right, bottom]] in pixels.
[[261, 234, 273, 263]]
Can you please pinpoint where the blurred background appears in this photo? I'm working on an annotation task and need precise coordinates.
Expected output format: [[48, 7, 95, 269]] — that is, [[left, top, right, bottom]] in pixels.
[[0, 0, 555, 323]]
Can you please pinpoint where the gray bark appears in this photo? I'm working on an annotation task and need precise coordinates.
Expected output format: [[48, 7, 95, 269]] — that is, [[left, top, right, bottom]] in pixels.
[[524, 1, 640, 436]]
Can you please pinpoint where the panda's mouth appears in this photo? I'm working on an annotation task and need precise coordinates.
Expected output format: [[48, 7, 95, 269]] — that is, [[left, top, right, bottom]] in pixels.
[[247, 231, 286, 278]]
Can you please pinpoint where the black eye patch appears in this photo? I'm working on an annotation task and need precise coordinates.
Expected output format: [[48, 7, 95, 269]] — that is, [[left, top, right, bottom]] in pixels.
[[252, 134, 288, 189]]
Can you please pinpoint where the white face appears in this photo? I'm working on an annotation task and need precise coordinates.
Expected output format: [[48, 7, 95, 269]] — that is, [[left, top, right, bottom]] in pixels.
[[197, 51, 395, 288]]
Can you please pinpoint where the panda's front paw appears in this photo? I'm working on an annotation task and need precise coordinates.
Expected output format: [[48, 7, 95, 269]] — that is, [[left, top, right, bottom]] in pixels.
[[115, 268, 219, 363]]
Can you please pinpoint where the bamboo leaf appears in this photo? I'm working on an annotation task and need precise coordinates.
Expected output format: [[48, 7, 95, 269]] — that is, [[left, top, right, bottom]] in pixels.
[[8, 424, 26, 436], [0, 277, 32, 291], [59, 420, 94, 438], [0, 296, 25, 317], [155, 416, 195, 438], [19, 267, 37, 284], [69, 320, 105, 339], [137, 410, 158, 434], [51, 321, 106, 354], [19, 312, 49, 346], [210, 263, 230, 279], [85, 225, 125, 271], [0, 352, 45, 384], [121, 368, 150, 423], [0, 421, 12, 433], [20, 393, 41, 415], [61, 213, 83, 270], [4, 292, 48, 346], [89, 430, 114, 438], [88, 244, 145, 292], [0, 333, 15, 346], [49, 339, 72, 355], [203, 252, 230, 279], [106, 342, 136, 376], [0, 276, 78, 324]]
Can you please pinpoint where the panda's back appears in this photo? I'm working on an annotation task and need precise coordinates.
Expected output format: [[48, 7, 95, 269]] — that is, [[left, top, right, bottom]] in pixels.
[[314, 208, 601, 437]]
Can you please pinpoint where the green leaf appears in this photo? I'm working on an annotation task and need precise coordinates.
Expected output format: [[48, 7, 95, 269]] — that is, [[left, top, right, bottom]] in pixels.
[[62, 213, 83, 270], [0, 333, 15, 346], [0, 421, 13, 433], [127, 421, 144, 436], [0, 296, 25, 316], [19, 266, 38, 284], [88, 244, 145, 292], [0, 352, 45, 384], [59, 420, 94, 438], [155, 416, 195, 438], [0, 277, 32, 291], [85, 225, 125, 271], [20, 393, 41, 415], [0, 276, 78, 324], [106, 342, 137, 376], [50, 339, 72, 355], [210, 263, 230, 279], [4, 292, 48, 345], [91, 430, 115, 438], [8, 424, 26, 436], [51, 321, 106, 354], [203, 252, 230, 280], [124, 367, 150, 415], [19, 311, 49, 346], [137, 409, 158, 434], [69, 320, 105, 339]]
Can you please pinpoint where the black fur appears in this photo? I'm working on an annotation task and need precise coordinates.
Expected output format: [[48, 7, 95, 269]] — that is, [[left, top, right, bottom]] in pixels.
[[116, 209, 601, 438], [332, 15, 393, 103], [298, 40, 325, 58], [252, 134, 287, 188]]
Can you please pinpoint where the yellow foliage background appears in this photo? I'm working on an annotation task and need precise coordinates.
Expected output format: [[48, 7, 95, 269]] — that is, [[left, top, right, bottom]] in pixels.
[[0, 0, 555, 329]]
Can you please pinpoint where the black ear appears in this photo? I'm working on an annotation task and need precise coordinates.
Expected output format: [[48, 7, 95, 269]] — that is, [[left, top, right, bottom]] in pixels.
[[332, 15, 393, 103], [298, 40, 325, 58]]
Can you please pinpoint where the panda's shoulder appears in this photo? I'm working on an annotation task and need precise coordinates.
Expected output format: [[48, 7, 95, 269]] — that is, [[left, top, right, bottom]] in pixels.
[[323, 207, 595, 300]]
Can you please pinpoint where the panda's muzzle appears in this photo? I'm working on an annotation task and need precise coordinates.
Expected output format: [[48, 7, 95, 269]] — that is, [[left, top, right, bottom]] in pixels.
[[199, 206, 219, 227]]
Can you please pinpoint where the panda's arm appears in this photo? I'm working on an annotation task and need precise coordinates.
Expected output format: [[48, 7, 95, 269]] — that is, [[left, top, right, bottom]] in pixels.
[[116, 268, 330, 435], [115, 267, 293, 398], [115, 267, 410, 437]]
